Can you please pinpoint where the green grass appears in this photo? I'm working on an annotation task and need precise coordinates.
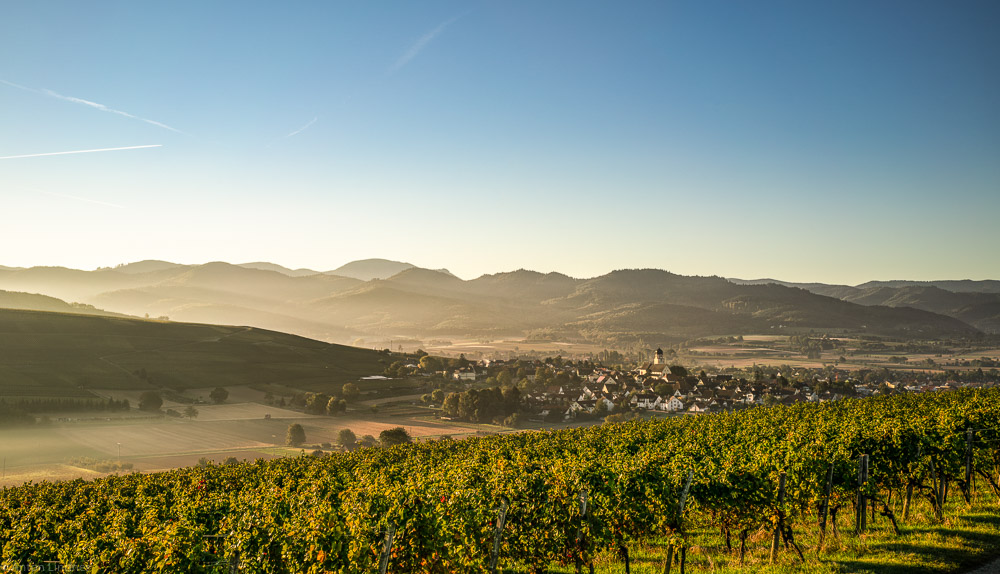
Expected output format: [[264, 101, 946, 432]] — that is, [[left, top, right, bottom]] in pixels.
[[0, 308, 391, 397], [537, 490, 1000, 574]]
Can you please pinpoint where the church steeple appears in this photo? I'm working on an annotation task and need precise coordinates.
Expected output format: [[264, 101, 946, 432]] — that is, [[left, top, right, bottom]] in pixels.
[[654, 347, 665, 365]]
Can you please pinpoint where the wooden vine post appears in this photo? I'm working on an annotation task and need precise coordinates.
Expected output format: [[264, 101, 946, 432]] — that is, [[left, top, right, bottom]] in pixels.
[[574, 489, 594, 574], [664, 469, 694, 574], [378, 524, 396, 574], [928, 457, 944, 521], [819, 463, 834, 549], [855, 454, 869, 534], [903, 444, 922, 522], [770, 471, 786, 564], [489, 498, 509, 574], [963, 428, 974, 505]]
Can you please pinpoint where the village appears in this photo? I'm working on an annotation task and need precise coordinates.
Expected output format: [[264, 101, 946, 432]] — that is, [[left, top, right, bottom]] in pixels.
[[428, 347, 999, 424]]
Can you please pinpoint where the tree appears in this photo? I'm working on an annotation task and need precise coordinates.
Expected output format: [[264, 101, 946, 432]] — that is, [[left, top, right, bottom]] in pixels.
[[138, 391, 162, 412], [594, 399, 610, 417], [379, 427, 412, 447], [209, 387, 229, 404], [359, 434, 377, 448], [431, 389, 445, 403], [496, 370, 513, 387], [338, 428, 357, 450], [502, 386, 521, 416], [545, 409, 565, 423], [419, 355, 443, 373], [503, 412, 523, 428], [604, 412, 638, 424], [305, 393, 331, 415], [668, 365, 688, 377], [341, 383, 360, 402], [183, 405, 199, 418], [286, 423, 306, 447], [327, 396, 347, 415], [441, 392, 461, 417], [535, 367, 554, 387]]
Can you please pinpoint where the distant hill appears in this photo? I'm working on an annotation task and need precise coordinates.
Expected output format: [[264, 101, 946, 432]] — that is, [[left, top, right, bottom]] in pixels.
[[731, 278, 1000, 333], [88, 263, 363, 340], [112, 260, 189, 274], [0, 308, 389, 400], [328, 259, 455, 281], [328, 259, 416, 281], [0, 290, 125, 318], [0, 265, 185, 301], [857, 279, 1000, 294], [840, 286, 1000, 333], [0, 262, 987, 346], [238, 262, 320, 277]]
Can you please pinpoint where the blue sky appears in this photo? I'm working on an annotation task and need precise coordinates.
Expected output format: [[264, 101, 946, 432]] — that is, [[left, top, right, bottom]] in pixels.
[[2, 1, 998, 283]]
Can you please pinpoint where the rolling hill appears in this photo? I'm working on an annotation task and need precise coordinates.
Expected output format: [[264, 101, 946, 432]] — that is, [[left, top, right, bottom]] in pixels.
[[237, 262, 321, 276], [327, 258, 418, 281], [0, 308, 390, 401], [731, 278, 1000, 333], [0, 290, 125, 318], [0, 262, 986, 346]]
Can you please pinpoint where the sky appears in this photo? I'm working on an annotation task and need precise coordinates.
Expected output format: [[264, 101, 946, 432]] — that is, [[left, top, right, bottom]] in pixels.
[[2, 1, 998, 284]]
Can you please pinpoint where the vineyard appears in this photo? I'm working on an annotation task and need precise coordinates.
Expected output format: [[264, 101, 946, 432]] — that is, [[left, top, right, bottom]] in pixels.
[[2, 388, 1000, 573]]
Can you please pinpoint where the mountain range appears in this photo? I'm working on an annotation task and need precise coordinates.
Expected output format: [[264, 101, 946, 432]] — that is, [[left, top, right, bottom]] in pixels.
[[0, 260, 992, 346], [729, 278, 1000, 334]]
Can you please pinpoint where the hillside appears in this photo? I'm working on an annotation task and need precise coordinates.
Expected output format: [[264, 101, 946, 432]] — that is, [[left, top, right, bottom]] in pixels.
[[0, 262, 985, 346], [237, 262, 321, 276], [731, 277, 1000, 333], [841, 285, 1000, 333], [328, 258, 416, 281], [0, 290, 125, 318], [0, 308, 389, 400], [858, 279, 1000, 294], [113, 260, 188, 274]]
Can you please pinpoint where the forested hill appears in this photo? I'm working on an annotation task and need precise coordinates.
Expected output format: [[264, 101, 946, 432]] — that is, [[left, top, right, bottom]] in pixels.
[[0, 262, 982, 345], [0, 308, 389, 399], [731, 277, 1000, 334]]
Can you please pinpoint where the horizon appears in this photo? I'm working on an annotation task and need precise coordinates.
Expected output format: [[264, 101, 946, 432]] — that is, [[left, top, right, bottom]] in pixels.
[[1, 257, 997, 286], [3, 2, 999, 284]]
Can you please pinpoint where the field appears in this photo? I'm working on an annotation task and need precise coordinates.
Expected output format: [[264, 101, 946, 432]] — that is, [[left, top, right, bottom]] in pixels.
[[678, 336, 1000, 373], [0, 388, 504, 488], [419, 337, 611, 360]]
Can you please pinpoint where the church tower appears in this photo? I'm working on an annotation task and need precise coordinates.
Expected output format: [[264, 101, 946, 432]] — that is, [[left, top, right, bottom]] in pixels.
[[653, 347, 665, 365]]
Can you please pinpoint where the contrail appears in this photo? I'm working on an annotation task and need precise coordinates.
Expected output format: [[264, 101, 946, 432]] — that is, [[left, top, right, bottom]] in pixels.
[[389, 14, 463, 74], [0, 80, 185, 134], [283, 116, 318, 139], [0, 144, 162, 160]]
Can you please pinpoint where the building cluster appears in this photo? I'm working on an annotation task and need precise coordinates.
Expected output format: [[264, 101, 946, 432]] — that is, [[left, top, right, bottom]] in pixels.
[[443, 347, 997, 421]]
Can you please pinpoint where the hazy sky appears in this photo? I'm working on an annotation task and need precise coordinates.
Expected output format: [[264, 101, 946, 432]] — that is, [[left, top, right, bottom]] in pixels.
[[2, 1, 998, 283]]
